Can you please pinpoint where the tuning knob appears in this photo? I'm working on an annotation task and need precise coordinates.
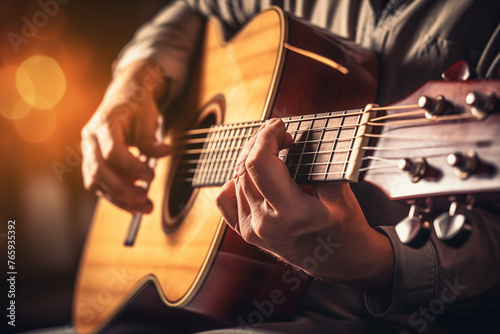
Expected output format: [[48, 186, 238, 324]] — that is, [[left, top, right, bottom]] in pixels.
[[398, 157, 441, 183], [447, 150, 479, 179], [395, 205, 431, 247], [433, 202, 471, 245], [418, 95, 446, 119], [466, 91, 497, 120]]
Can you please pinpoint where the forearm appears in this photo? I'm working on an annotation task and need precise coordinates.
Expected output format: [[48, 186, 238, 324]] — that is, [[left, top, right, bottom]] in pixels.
[[113, 1, 204, 103]]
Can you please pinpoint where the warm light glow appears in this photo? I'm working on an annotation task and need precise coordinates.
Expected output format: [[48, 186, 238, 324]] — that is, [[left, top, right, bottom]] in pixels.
[[0, 65, 31, 119], [13, 108, 57, 143], [16, 55, 66, 110]]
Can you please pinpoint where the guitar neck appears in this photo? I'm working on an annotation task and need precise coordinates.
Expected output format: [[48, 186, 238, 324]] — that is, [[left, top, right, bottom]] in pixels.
[[185, 107, 375, 188]]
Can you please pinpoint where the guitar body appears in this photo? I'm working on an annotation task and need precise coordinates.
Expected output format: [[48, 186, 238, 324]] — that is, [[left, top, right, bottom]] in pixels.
[[73, 8, 377, 333]]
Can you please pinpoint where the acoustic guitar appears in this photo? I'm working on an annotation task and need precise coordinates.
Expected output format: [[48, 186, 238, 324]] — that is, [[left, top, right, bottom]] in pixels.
[[73, 7, 500, 333]]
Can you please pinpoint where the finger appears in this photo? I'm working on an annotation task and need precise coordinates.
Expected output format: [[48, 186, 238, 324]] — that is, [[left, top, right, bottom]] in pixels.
[[233, 165, 254, 238], [232, 122, 266, 178], [134, 106, 170, 158], [245, 119, 302, 208], [215, 180, 238, 228], [91, 117, 156, 182], [237, 164, 271, 241], [96, 189, 153, 214], [81, 134, 153, 213]]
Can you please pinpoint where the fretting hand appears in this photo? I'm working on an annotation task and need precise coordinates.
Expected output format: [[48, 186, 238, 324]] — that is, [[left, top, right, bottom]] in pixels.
[[216, 118, 395, 290]]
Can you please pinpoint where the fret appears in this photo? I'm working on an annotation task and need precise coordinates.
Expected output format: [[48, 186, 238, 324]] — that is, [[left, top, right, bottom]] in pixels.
[[211, 126, 229, 184], [337, 111, 358, 180], [280, 117, 293, 165], [284, 116, 304, 181], [308, 113, 328, 181], [221, 126, 237, 183], [324, 111, 345, 181], [192, 127, 213, 186], [227, 124, 244, 181]]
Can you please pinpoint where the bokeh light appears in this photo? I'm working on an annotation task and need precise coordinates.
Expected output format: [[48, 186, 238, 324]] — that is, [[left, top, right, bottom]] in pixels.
[[13, 108, 57, 143], [16, 55, 67, 110]]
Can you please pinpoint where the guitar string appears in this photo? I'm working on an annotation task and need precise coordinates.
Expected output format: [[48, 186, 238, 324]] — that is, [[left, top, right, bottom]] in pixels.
[[177, 142, 499, 182], [176, 123, 366, 146], [177, 104, 420, 138], [170, 105, 486, 182], [176, 128, 495, 177], [181, 144, 499, 184], [178, 121, 492, 157], [176, 111, 475, 149]]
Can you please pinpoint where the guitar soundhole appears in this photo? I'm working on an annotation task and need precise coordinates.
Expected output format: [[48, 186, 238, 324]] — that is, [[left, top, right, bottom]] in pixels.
[[163, 104, 220, 233]]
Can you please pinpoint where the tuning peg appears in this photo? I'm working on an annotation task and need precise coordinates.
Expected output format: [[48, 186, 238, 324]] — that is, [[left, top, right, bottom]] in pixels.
[[418, 95, 446, 119], [466, 91, 497, 120], [433, 202, 471, 245], [395, 205, 431, 247]]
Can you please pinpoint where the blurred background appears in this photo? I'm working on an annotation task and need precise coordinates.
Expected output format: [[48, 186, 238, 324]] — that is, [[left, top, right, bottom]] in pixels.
[[0, 1, 169, 332]]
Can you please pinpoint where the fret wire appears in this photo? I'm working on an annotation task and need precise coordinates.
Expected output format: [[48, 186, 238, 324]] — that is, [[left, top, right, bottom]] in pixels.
[[199, 128, 216, 185], [286, 116, 301, 178], [309, 114, 326, 181], [292, 116, 308, 180], [211, 127, 229, 184], [221, 126, 235, 183], [281, 117, 293, 166], [224, 125, 239, 181], [229, 124, 245, 177], [325, 111, 344, 181], [296, 115, 315, 181], [209, 126, 226, 184], [193, 127, 210, 185], [207, 127, 223, 183]]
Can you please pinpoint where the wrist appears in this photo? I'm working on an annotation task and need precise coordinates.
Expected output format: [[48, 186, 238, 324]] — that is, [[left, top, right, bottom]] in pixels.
[[112, 60, 168, 103]]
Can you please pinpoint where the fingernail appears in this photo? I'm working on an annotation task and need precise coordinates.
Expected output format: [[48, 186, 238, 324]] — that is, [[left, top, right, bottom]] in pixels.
[[267, 118, 279, 126]]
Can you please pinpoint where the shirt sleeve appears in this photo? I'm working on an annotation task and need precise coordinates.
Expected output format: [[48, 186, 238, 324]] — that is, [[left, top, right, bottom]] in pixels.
[[112, 0, 204, 102], [365, 206, 500, 316]]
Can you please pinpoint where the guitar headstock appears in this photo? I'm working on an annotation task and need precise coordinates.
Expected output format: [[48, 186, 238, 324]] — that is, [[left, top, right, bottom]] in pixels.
[[362, 79, 500, 245]]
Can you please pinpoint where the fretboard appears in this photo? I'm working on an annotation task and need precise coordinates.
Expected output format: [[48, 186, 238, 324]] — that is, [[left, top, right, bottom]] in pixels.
[[184, 108, 373, 187]]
